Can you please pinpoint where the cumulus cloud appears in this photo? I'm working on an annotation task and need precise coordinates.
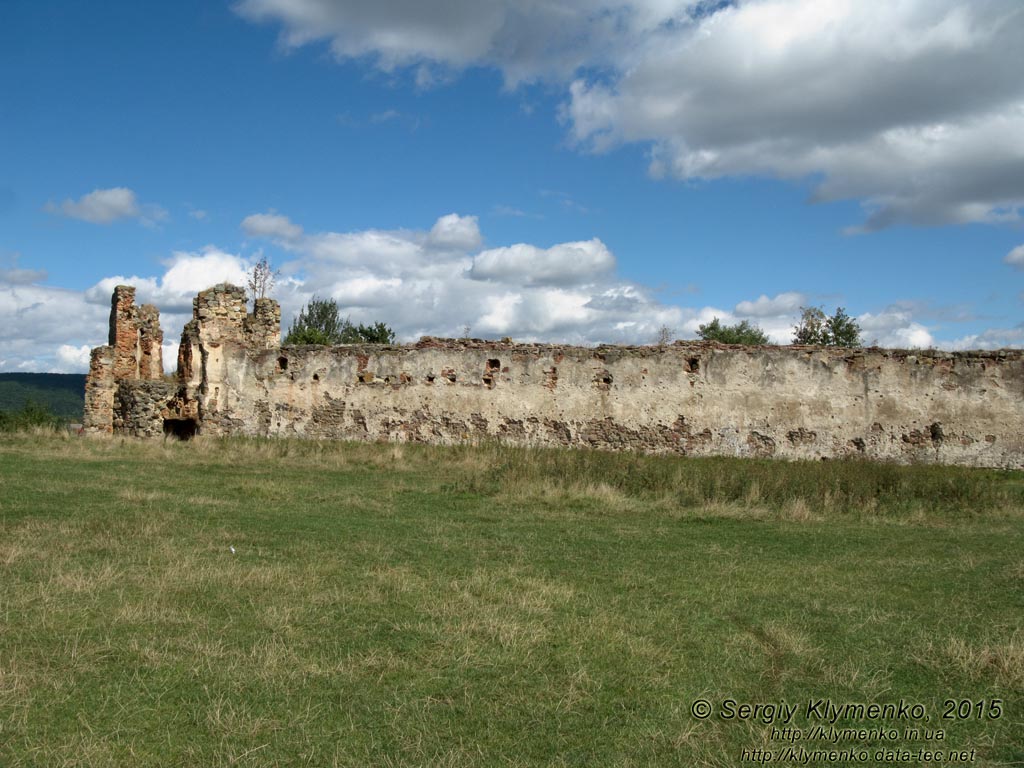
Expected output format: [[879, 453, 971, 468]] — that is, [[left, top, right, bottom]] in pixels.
[[1005, 244, 1024, 270], [427, 213, 482, 251], [2, 213, 1017, 370], [857, 310, 935, 349], [233, 0, 676, 86], [54, 344, 92, 373], [734, 292, 806, 318], [241, 211, 304, 242], [237, 0, 1024, 230], [45, 187, 167, 225], [242, 210, 683, 343], [567, 1, 1024, 231], [945, 325, 1024, 351], [0, 273, 109, 372], [0, 267, 47, 285], [469, 239, 614, 286], [85, 246, 251, 312]]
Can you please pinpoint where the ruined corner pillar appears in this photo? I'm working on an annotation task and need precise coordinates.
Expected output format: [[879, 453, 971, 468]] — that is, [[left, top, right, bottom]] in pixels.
[[82, 285, 165, 434], [82, 346, 116, 434], [175, 284, 281, 433]]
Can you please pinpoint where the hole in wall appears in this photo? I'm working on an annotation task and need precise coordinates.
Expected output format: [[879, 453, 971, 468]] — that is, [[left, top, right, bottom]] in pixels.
[[277, 356, 288, 372], [163, 418, 198, 440], [687, 357, 700, 373], [312, 373, 319, 381]]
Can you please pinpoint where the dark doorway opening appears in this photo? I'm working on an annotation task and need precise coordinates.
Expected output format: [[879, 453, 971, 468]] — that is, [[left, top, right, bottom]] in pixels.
[[164, 418, 198, 440]]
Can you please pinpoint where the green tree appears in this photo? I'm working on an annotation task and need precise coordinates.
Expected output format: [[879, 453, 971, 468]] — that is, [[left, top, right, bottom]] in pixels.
[[792, 306, 862, 347], [341, 321, 396, 345], [697, 317, 769, 345], [824, 306, 862, 348], [284, 297, 396, 345], [792, 306, 827, 344]]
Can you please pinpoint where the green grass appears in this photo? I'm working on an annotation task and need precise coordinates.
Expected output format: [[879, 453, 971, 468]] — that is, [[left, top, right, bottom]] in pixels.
[[1, 433, 1021, 766]]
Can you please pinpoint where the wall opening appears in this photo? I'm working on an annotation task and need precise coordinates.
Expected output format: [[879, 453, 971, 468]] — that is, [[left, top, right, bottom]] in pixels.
[[164, 418, 198, 440], [277, 356, 288, 372], [483, 359, 500, 389]]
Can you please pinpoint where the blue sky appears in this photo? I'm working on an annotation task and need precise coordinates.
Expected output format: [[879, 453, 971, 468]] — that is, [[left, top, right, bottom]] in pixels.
[[2, 0, 1022, 372]]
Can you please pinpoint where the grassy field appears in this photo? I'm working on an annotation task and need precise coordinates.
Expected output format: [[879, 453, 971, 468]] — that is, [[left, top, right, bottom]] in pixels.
[[1, 432, 1021, 767]]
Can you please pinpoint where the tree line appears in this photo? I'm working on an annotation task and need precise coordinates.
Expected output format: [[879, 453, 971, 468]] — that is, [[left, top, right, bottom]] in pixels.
[[696, 306, 862, 347], [254, 258, 863, 348]]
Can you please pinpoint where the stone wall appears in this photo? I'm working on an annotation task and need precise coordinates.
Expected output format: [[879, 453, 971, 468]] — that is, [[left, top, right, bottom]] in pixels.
[[85, 284, 1024, 468]]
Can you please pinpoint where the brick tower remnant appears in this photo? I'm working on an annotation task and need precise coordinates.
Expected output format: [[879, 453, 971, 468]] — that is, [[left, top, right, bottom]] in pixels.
[[83, 286, 165, 434]]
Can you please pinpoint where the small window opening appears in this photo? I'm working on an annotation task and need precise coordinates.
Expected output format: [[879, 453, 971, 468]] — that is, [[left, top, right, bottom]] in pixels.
[[164, 418, 198, 440], [687, 357, 700, 373], [483, 359, 500, 389], [277, 356, 288, 372], [312, 373, 319, 381]]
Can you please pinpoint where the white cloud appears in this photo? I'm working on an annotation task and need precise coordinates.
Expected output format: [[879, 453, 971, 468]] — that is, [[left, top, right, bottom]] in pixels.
[[237, 0, 1024, 230], [1005, 244, 1024, 270], [427, 213, 482, 251], [234, 0, 672, 86], [566, 1, 1024, 230], [945, 326, 1024, 351], [243, 210, 682, 343], [469, 239, 614, 286], [85, 247, 251, 312], [857, 310, 935, 349], [0, 276, 109, 372], [54, 344, 92, 373], [45, 187, 167, 225], [0, 267, 47, 285], [241, 212, 304, 242], [734, 292, 806, 318]]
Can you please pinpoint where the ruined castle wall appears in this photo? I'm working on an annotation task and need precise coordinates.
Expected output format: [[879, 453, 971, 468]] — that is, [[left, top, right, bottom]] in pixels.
[[193, 339, 1024, 468], [85, 283, 1024, 467]]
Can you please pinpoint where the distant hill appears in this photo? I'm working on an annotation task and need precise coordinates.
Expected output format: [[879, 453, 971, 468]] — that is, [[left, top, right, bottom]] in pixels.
[[0, 373, 86, 421]]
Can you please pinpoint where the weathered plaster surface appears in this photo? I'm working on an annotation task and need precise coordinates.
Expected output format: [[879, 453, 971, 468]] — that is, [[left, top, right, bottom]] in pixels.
[[85, 284, 1024, 468]]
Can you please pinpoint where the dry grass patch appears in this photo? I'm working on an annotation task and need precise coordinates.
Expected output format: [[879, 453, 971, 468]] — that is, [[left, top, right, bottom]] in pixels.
[[922, 634, 1024, 689]]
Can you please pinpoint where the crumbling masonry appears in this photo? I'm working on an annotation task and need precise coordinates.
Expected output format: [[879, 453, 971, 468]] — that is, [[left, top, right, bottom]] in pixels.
[[84, 284, 1024, 468]]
